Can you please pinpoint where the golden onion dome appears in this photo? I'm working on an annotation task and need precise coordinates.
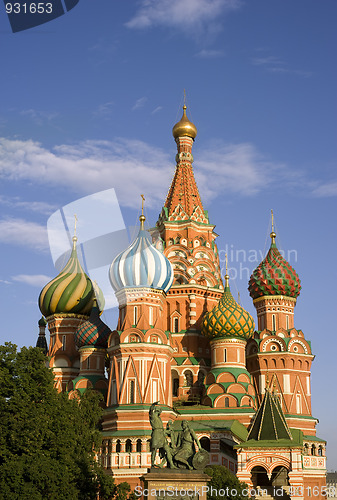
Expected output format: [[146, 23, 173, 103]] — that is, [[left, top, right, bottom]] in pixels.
[[202, 275, 255, 341], [39, 236, 95, 317], [172, 105, 197, 140]]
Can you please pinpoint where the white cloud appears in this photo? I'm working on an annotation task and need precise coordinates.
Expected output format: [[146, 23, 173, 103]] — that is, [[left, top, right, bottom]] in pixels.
[[311, 181, 337, 197], [151, 106, 163, 115], [93, 101, 114, 117], [132, 97, 147, 111], [195, 49, 224, 58], [12, 274, 52, 287], [0, 279, 11, 285], [0, 195, 56, 214], [1, 136, 330, 215], [0, 217, 49, 251], [126, 0, 242, 35], [20, 109, 59, 126], [251, 55, 312, 77]]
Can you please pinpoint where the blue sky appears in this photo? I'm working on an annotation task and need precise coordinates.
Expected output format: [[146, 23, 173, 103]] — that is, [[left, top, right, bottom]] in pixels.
[[0, 0, 336, 468]]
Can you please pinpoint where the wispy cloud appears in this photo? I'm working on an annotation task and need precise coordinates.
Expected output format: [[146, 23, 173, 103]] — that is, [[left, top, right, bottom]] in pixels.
[[126, 0, 242, 36], [0, 195, 56, 214], [93, 101, 114, 117], [195, 49, 224, 58], [0, 137, 333, 213], [151, 106, 163, 115], [12, 274, 52, 287], [0, 217, 49, 251], [20, 109, 59, 126], [132, 97, 147, 111], [0, 279, 11, 285], [311, 181, 337, 197], [251, 54, 312, 77]]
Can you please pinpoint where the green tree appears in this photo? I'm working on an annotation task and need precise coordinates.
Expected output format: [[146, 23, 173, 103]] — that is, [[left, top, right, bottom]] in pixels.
[[204, 465, 248, 500], [0, 342, 119, 499]]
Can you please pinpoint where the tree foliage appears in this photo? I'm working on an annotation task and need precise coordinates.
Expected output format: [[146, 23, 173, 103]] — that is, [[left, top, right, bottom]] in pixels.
[[0, 342, 128, 499], [204, 465, 248, 500]]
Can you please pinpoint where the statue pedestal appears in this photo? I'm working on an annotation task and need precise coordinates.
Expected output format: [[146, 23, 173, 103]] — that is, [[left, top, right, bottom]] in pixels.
[[142, 468, 210, 500]]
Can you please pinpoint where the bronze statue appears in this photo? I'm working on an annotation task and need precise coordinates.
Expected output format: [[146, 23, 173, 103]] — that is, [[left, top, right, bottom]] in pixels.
[[149, 403, 209, 470], [149, 402, 176, 468]]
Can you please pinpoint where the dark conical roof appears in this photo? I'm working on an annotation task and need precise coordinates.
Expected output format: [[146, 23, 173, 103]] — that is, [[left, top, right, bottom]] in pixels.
[[248, 388, 292, 441]]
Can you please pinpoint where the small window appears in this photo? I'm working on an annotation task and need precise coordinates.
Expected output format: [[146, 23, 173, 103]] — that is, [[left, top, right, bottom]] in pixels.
[[130, 380, 135, 404], [62, 335, 66, 351], [116, 440, 121, 453], [87, 356, 90, 369], [136, 439, 142, 453], [173, 317, 179, 333], [225, 397, 229, 408], [149, 306, 153, 326], [272, 314, 276, 331], [133, 306, 138, 326], [224, 348, 227, 363], [286, 315, 289, 329], [126, 439, 132, 453]]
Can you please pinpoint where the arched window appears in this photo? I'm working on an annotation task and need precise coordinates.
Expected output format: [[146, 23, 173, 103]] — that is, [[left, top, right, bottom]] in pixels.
[[318, 446, 323, 457], [136, 439, 142, 453], [173, 317, 179, 333], [272, 314, 276, 331], [172, 371, 179, 397], [311, 444, 316, 456], [125, 439, 132, 453], [225, 397, 229, 408], [133, 306, 138, 326], [116, 440, 121, 453], [200, 437, 210, 452], [184, 370, 193, 387], [129, 380, 135, 404]]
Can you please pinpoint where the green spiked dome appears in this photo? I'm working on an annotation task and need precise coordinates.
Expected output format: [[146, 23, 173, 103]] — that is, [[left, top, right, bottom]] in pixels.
[[39, 236, 95, 317], [75, 301, 111, 349], [202, 275, 255, 340], [248, 232, 301, 300]]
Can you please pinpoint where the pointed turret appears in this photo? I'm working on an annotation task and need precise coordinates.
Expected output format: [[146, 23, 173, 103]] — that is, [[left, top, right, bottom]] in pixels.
[[247, 387, 293, 441]]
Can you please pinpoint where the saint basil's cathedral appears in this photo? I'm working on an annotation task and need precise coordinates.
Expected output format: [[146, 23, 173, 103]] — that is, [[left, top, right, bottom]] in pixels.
[[37, 106, 326, 497]]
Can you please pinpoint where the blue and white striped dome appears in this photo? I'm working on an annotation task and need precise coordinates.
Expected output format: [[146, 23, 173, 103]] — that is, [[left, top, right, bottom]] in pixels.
[[109, 216, 173, 293]]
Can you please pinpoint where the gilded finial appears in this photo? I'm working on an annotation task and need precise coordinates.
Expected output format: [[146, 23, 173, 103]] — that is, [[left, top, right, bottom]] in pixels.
[[224, 253, 229, 288], [270, 209, 276, 244], [139, 194, 146, 229], [266, 370, 270, 391], [273, 378, 277, 394], [72, 214, 78, 248]]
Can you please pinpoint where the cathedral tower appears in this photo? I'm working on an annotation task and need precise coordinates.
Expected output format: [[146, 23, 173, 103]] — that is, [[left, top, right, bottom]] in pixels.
[[156, 105, 224, 402], [246, 223, 316, 434]]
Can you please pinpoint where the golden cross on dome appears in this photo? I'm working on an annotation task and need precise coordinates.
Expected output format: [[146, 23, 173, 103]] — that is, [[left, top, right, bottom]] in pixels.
[[74, 214, 78, 236], [225, 253, 228, 274], [270, 209, 276, 244], [141, 194, 145, 216], [184, 89, 186, 106]]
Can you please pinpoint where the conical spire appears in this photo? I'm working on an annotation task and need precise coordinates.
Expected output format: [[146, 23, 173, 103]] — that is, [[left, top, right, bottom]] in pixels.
[[247, 388, 293, 441]]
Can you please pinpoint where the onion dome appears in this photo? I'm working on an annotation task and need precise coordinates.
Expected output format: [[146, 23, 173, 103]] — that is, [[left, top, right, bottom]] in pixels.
[[38, 316, 47, 327], [39, 236, 95, 317], [75, 301, 111, 349], [202, 274, 255, 340], [248, 231, 301, 300], [172, 105, 197, 140], [109, 213, 173, 293]]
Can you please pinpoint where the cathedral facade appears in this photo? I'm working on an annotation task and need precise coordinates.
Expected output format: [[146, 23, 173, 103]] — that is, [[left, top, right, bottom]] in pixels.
[[38, 106, 326, 498]]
